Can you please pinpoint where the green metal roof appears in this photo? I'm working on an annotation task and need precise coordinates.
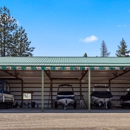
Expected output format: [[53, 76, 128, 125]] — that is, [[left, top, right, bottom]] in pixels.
[[0, 57, 130, 70]]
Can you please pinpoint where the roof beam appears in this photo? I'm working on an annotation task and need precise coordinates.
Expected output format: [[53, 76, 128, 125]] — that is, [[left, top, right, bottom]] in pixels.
[[80, 70, 88, 81], [52, 78, 79, 80], [0, 78, 22, 81], [1, 70, 19, 78], [112, 70, 118, 77], [109, 69, 130, 82], [44, 70, 51, 80]]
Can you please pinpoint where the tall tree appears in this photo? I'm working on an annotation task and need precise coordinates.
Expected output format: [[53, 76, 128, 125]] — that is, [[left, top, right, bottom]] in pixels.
[[0, 6, 35, 57], [100, 40, 110, 57], [12, 27, 35, 56], [116, 38, 130, 57], [83, 53, 87, 57], [0, 6, 17, 56]]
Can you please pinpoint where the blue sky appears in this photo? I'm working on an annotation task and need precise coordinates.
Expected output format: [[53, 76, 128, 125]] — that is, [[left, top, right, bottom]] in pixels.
[[1, 0, 130, 56]]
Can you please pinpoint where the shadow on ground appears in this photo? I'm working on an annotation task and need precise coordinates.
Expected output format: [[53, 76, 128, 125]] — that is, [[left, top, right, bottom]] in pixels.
[[0, 108, 130, 113]]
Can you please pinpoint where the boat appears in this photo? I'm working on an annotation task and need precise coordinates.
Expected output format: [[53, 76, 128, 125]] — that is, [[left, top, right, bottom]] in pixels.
[[0, 80, 14, 108], [120, 88, 130, 108], [91, 85, 113, 109], [55, 84, 76, 110]]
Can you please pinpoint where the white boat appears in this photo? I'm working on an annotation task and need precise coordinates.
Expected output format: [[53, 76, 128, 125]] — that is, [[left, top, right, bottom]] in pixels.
[[0, 80, 14, 108], [55, 84, 76, 110]]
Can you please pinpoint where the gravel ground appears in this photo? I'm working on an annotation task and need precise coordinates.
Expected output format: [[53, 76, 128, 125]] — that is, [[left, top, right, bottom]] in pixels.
[[0, 113, 130, 130]]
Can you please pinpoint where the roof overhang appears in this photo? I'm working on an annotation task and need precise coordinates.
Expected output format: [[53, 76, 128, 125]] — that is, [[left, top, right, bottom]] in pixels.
[[0, 57, 130, 70], [0, 66, 128, 70]]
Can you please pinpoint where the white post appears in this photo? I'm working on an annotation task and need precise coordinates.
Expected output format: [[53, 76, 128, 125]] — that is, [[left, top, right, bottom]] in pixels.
[[41, 70, 44, 112], [88, 69, 91, 111]]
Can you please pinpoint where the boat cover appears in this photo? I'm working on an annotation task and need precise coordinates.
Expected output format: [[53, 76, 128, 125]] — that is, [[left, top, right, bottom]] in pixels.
[[91, 91, 113, 98], [120, 92, 130, 101]]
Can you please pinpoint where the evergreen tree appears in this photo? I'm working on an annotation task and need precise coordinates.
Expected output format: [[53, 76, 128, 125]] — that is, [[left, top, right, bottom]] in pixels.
[[83, 53, 87, 57], [116, 38, 130, 57], [0, 6, 35, 57], [0, 6, 17, 56], [100, 40, 110, 57], [12, 27, 35, 56]]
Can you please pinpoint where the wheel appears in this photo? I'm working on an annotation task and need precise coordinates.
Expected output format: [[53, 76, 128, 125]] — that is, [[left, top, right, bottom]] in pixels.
[[62, 104, 64, 108], [107, 102, 112, 109], [55, 101, 58, 109], [73, 101, 76, 109], [6, 104, 11, 109], [121, 105, 125, 109], [91, 103, 94, 109]]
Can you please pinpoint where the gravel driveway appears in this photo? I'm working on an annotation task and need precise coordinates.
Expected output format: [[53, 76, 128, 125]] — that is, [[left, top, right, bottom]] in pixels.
[[0, 113, 130, 130]]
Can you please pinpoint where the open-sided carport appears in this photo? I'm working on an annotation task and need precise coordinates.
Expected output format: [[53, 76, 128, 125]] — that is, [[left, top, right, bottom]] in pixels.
[[0, 57, 130, 112]]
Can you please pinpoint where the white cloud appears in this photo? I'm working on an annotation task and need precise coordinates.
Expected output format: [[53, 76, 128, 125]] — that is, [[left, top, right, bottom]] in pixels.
[[79, 35, 98, 43], [117, 24, 127, 27]]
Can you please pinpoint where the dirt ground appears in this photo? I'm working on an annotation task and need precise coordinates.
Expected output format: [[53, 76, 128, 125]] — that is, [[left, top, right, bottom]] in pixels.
[[0, 113, 130, 130]]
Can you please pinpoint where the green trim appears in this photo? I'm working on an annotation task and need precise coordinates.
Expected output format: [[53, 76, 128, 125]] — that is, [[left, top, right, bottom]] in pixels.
[[80, 66, 85, 70], [21, 66, 26, 70], [2, 66, 6, 70], [31, 66, 37, 70], [60, 66, 66, 70], [41, 66, 46, 70], [0, 66, 127, 70], [11, 66, 16, 70]]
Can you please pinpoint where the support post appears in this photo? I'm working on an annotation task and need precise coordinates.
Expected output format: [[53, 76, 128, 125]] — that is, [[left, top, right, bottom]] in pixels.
[[50, 80, 53, 108], [109, 79, 111, 88], [21, 80, 23, 107], [80, 80, 82, 99], [88, 69, 91, 111], [41, 70, 44, 112]]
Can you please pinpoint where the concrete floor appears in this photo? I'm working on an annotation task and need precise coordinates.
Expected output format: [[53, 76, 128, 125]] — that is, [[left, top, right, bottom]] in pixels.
[[0, 108, 130, 113]]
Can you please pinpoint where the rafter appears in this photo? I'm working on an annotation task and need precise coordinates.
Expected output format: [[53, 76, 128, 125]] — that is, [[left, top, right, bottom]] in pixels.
[[80, 70, 88, 81], [1, 70, 19, 78], [44, 70, 51, 80], [112, 70, 118, 77], [109, 69, 130, 82], [52, 78, 79, 80], [14, 71, 19, 77]]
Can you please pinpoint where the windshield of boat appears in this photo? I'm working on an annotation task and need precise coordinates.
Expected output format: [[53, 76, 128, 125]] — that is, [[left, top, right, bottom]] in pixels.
[[0, 80, 10, 91], [58, 84, 73, 92], [92, 86, 110, 92], [4, 82, 10, 91]]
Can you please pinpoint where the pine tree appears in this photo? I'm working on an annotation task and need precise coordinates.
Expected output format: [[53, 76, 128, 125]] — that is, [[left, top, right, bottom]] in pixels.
[[100, 40, 110, 57], [0, 6, 17, 56], [83, 53, 87, 57], [12, 27, 35, 56], [0, 6, 35, 57], [116, 38, 130, 57]]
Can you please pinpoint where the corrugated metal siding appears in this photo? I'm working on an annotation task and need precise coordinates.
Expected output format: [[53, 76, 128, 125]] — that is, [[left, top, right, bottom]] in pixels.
[[0, 69, 129, 108], [0, 57, 130, 66]]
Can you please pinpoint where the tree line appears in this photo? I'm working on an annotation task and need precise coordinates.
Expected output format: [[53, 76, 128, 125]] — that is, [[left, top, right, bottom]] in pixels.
[[83, 38, 130, 57], [0, 6, 35, 57]]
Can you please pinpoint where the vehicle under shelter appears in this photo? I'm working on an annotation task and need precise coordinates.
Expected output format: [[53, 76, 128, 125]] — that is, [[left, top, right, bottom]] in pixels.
[[0, 57, 130, 112]]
